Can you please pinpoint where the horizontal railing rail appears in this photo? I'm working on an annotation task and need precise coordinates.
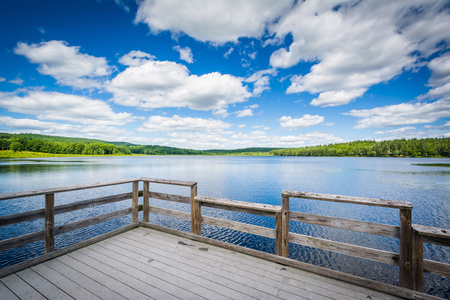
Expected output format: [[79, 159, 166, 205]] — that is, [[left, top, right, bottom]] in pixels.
[[0, 178, 448, 297]]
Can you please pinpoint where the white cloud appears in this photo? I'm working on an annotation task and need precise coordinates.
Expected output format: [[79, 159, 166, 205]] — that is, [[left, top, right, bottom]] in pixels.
[[0, 77, 5, 82], [8, 77, 24, 86], [138, 115, 232, 133], [14, 40, 112, 89], [173, 46, 194, 64], [245, 68, 277, 97], [375, 126, 417, 135], [269, 1, 450, 106], [109, 59, 250, 111], [118, 50, 156, 66], [0, 90, 134, 125], [425, 52, 450, 102], [345, 99, 450, 129], [236, 109, 253, 118], [224, 47, 234, 58], [135, 0, 294, 44], [279, 114, 324, 129], [213, 108, 229, 118], [230, 131, 343, 148]]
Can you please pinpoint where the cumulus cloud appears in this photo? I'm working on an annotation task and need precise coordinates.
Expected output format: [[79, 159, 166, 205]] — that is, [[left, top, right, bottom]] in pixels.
[[245, 68, 277, 97], [269, 1, 450, 106], [138, 115, 232, 133], [109, 58, 251, 110], [279, 114, 325, 129], [235, 109, 253, 118], [0, 77, 5, 82], [425, 52, 450, 101], [0, 90, 134, 125], [118, 50, 156, 66], [135, 0, 293, 44], [173, 46, 194, 64], [8, 77, 24, 86], [345, 99, 450, 129], [231, 131, 343, 148], [14, 40, 112, 89]]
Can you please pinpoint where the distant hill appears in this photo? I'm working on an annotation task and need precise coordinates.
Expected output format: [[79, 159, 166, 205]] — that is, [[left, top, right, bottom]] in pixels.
[[2, 133, 136, 147], [204, 147, 282, 154]]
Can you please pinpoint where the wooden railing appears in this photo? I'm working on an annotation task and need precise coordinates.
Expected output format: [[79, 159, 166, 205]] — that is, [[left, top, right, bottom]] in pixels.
[[0, 178, 449, 296]]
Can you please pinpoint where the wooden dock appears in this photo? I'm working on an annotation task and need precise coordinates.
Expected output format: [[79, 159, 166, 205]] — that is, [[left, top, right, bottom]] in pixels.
[[1, 226, 405, 300], [0, 177, 448, 299]]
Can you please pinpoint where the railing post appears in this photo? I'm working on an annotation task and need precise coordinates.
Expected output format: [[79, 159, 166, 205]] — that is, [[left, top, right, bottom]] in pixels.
[[281, 194, 290, 257], [143, 180, 149, 223], [275, 212, 283, 256], [190, 183, 201, 235], [412, 229, 424, 292], [44, 193, 55, 253], [132, 181, 139, 224], [399, 208, 413, 289]]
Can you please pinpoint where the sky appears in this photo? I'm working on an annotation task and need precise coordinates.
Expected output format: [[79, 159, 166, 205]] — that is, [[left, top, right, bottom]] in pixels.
[[0, 0, 449, 150]]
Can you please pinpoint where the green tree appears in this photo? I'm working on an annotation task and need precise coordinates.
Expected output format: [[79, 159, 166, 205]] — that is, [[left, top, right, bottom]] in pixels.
[[10, 142, 23, 152]]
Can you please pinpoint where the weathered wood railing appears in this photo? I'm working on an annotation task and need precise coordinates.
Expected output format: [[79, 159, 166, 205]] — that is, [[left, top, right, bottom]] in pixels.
[[0, 178, 449, 297]]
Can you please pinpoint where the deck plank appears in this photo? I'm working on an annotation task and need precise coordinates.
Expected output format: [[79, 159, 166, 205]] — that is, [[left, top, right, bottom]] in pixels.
[[135, 229, 402, 300], [96, 238, 255, 299], [1, 227, 411, 300], [130, 228, 380, 300], [16, 268, 72, 300], [43, 259, 126, 300], [56, 254, 151, 300], [30, 263, 101, 300], [124, 229, 333, 300], [108, 235, 278, 297], [0, 273, 45, 300], [79, 244, 209, 300], [0, 280, 19, 300]]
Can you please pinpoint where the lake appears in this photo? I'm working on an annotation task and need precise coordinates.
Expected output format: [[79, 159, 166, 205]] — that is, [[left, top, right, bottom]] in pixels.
[[0, 156, 449, 297]]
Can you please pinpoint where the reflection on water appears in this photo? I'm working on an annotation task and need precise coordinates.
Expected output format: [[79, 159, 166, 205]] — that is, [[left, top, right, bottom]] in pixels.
[[0, 156, 449, 297]]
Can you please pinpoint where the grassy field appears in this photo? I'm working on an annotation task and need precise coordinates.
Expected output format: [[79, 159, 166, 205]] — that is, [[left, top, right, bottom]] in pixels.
[[0, 150, 132, 158], [412, 163, 450, 167]]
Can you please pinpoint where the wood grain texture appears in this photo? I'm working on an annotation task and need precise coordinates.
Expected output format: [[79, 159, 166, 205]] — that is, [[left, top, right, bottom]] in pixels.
[[283, 191, 413, 209]]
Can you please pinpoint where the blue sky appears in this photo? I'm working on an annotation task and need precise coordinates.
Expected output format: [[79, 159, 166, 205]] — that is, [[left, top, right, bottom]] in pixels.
[[0, 0, 449, 149]]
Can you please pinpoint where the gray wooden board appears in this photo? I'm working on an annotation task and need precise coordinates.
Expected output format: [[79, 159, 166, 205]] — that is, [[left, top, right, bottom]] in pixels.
[[16, 268, 72, 300], [1, 227, 408, 300], [30, 263, 101, 300], [65, 251, 159, 300], [97, 237, 255, 299], [0, 280, 19, 300], [55, 254, 151, 300], [129, 229, 347, 299], [0, 273, 45, 300], [122, 229, 329, 300], [77, 245, 208, 300], [101, 234, 277, 299], [84, 243, 219, 300], [42, 259, 126, 300], [132, 227, 403, 300]]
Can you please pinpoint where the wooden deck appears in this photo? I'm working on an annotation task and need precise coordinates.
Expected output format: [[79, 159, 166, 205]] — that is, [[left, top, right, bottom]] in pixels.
[[0, 227, 405, 300]]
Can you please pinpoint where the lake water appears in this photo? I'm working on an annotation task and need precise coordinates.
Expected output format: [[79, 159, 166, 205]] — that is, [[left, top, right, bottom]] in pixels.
[[0, 156, 449, 297]]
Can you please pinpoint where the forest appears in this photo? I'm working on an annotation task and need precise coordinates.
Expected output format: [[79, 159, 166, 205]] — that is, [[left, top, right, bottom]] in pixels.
[[0, 133, 132, 155], [270, 138, 450, 157], [1, 133, 449, 157]]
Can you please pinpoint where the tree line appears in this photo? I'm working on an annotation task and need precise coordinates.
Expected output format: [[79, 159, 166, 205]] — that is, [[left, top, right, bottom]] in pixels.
[[270, 138, 450, 157], [0, 134, 132, 155]]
